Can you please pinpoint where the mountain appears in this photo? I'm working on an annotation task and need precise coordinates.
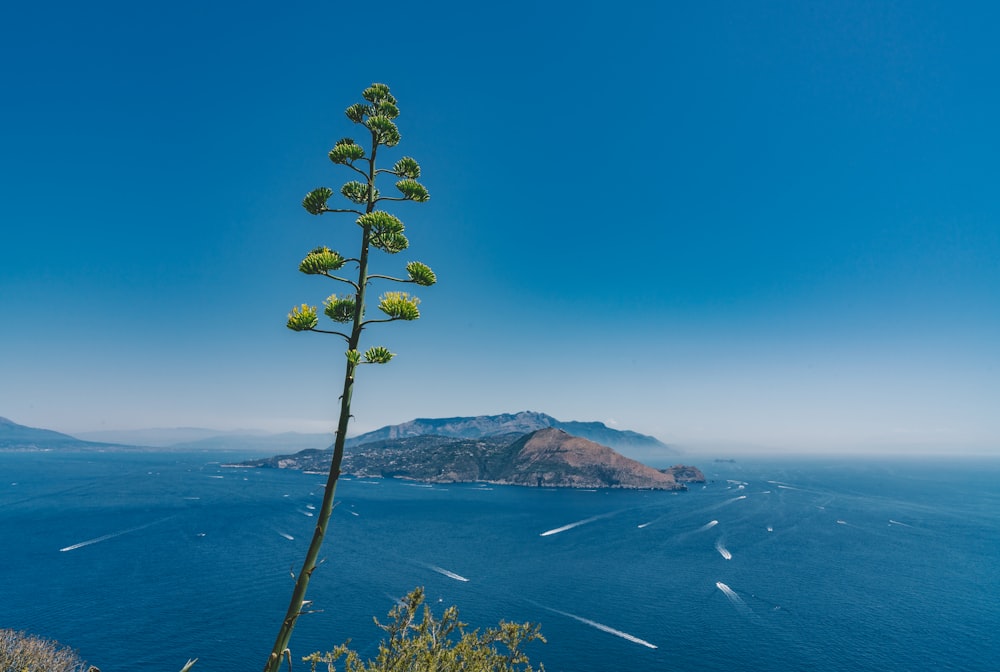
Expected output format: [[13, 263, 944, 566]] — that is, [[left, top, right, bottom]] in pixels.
[[344, 411, 677, 458], [0, 417, 131, 451], [163, 432, 333, 453], [236, 427, 704, 490]]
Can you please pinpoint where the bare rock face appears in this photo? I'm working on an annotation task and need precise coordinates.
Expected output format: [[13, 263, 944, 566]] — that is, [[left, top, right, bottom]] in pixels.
[[503, 428, 679, 489]]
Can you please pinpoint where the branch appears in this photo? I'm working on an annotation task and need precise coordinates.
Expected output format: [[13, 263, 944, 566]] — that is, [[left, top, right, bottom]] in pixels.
[[366, 274, 411, 284], [374, 196, 412, 204], [345, 162, 369, 180], [308, 328, 351, 342], [359, 317, 401, 328], [374, 168, 403, 177], [321, 207, 365, 216], [321, 273, 361, 291]]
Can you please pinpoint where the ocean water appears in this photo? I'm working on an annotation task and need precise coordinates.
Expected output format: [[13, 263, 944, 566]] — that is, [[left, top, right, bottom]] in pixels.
[[1, 451, 998, 671]]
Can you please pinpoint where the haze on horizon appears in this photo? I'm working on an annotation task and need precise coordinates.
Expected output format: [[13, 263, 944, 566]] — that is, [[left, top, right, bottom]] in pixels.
[[2, 1, 997, 457]]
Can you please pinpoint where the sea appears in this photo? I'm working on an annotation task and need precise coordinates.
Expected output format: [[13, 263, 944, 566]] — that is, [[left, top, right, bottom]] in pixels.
[[2, 450, 998, 671]]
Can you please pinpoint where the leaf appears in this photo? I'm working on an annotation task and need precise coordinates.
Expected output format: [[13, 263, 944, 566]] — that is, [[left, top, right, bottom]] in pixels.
[[324, 295, 358, 323], [392, 156, 421, 179], [298, 246, 346, 274], [329, 140, 365, 164], [302, 187, 332, 215], [286, 304, 318, 331], [395, 179, 429, 202], [378, 291, 420, 320], [346, 349, 361, 366], [363, 346, 395, 364], [341, 181, 375, 204], [372, 231, 409, 254], [356, 210, 404, 232], [375, 100, 399, 119], [345, 103, 370, 123], [406, 261, 437, 286], [365, 115, 401, 147], [362, 83, 396, 105], [357, 211, 408, 253]]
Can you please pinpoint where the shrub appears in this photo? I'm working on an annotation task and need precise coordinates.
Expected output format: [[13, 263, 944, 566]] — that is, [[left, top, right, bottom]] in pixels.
[[304, 588, 544, 672], [0, 629, 91, 672]]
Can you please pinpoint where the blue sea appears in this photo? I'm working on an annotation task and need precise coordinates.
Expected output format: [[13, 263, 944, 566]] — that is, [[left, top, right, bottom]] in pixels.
[[2, 451, 999, 671]]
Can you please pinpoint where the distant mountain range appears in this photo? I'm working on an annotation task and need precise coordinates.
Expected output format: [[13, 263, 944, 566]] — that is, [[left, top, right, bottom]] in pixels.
[[0, 416, 130, 451], [236, 427, 703, 490], [345, 411, 676, 457], [0, 411, 676, 461]]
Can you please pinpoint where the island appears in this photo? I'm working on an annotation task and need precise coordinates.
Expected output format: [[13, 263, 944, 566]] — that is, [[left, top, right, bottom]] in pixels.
[[233, 427, 705, 490]]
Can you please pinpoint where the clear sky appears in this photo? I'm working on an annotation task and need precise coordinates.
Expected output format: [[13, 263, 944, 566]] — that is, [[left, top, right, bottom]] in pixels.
[[2, 1, 998, 455]]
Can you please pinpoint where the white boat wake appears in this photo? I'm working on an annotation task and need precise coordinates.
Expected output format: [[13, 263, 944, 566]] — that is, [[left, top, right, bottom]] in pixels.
[[277, 531, 294, 541], [424, 564, 469, 582], [715, 539, 732, 560], [540, 512, 617, 537], [699, 520, 719, 531], [536, 604, 657, 649], [716, 581, 752, 616], [59, 516, 174, 552]]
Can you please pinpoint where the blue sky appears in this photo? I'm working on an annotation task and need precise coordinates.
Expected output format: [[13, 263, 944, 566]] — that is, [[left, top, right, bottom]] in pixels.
[[2, 1, 997, 454]]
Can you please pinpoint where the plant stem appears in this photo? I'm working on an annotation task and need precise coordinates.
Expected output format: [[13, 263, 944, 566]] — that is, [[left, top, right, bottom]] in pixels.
[[262, 130, 380, 672]]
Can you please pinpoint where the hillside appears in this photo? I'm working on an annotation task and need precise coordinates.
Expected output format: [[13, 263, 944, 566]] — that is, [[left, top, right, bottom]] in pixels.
[[0, 417, 131, 451], [236, 428, 704, 490], [343, 410, 676, 457]]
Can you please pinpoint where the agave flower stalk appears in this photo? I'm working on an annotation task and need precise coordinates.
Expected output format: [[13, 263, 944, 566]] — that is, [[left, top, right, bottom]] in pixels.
[[265, 83, 435, 672]]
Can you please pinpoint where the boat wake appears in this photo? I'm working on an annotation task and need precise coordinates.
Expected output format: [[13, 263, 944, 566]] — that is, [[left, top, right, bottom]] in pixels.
[[540, 511, 617, 537], [703, 495, 748, 512], [716, 581, 752, 616], [424, 563, 469, 582], [59, 516, 174, 552], [888, 519, 913, 528], [715, 539, 732, 560], [535, 604, 657, 649], [699, 520, 719, 532], [277, 531, 294, 541]]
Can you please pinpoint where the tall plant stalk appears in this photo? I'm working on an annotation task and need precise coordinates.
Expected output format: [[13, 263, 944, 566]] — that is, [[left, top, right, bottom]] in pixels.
[[265, 83, 434, 672]]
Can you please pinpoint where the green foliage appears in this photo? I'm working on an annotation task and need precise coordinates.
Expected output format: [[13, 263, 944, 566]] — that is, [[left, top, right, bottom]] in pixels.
[[303, 187, 333, 215], [303, 588, 544, 672], [341, 181, 376, 204], [287, 304, 318, 331], [406, 261, 437, 286], [300, 247, 347, 274], [375, 100, 399, 119], [360, 211, 410, 254], [371, 231, 409, 254], [362, 83, 396, 105], [378, 292, 420, 320], [0, 629, 90, 672], [364, 115, 401, 147], [363, 346, 395, 364], [392, 157, 421, 179], [329, 138, 365, 164], [324, 295, 358, 323], [395, 179, 430, 202], [345, 103, 370, 123], [346, 349, 362, 365]]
